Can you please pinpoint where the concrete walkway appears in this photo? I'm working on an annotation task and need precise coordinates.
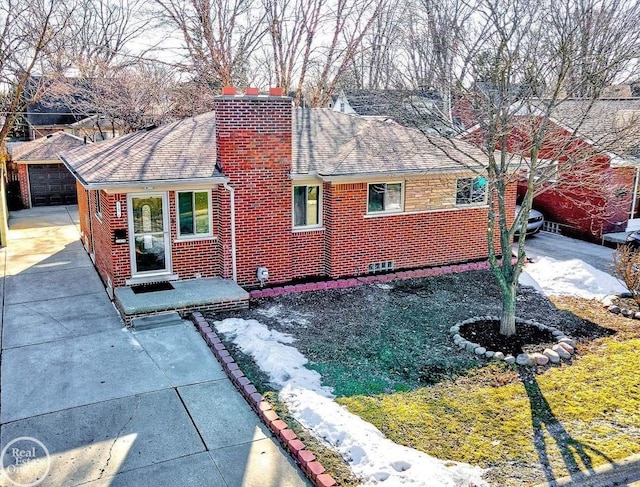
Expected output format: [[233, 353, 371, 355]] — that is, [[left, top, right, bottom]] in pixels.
[[0, 206, 309, 487]]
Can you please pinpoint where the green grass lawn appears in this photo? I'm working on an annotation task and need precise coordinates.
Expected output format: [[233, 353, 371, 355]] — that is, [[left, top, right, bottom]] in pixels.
[[209, 275, 640, 486]]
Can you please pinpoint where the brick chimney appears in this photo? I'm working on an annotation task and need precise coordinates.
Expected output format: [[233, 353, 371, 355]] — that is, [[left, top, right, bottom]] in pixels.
[[214, 87, 294, 286]]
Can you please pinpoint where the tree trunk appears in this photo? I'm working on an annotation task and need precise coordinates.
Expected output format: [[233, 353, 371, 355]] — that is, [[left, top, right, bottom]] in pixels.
[[500, 282, 517, 336]]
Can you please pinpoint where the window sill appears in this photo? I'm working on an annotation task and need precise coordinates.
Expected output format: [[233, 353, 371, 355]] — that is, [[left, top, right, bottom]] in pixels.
[[364, 210, 404, 218], [292, 226, 325, 233], [174, 235, 217, 243]]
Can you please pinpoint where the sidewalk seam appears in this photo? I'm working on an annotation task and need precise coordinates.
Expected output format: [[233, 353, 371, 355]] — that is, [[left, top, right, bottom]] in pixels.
[[190, 311, 336, 487]]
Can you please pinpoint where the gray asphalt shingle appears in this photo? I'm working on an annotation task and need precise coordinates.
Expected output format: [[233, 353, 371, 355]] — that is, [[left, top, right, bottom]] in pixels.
[[61, 108, 487, 186]]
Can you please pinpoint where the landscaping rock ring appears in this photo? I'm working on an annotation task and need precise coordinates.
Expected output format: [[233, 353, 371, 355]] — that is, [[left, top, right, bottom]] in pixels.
[[449, 316, 576, 366]]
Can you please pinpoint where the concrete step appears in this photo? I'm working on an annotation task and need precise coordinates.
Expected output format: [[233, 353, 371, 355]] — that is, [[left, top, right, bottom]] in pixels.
[[131, 311, 183, 331]]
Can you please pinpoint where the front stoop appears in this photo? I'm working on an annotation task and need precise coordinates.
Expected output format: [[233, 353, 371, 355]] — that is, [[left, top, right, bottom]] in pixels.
[[114, 277, 249, 325]]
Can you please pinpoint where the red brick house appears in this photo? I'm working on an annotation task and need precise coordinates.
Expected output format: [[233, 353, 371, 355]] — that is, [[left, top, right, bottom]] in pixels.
[[60, 87, 514, 295], [464, 99, 640, 241]]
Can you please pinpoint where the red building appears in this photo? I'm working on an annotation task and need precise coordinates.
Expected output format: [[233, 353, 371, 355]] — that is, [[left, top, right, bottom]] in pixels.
[[464, 99, 640, 242], [61, 87, 514, 298]]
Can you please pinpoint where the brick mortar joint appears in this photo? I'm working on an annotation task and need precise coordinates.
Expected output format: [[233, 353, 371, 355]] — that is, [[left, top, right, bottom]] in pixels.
[[188, 313, 337, 487]]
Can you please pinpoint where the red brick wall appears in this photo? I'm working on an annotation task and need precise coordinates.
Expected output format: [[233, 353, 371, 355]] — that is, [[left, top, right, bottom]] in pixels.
[[215, 93, 294, 286], [168, 190, 222, 280], [322, 182, 508, 279], [17, 164, 30, 208]]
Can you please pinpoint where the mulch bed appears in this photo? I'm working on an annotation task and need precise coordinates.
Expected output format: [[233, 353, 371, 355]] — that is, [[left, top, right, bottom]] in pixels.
[[459, 320, 558, 356]]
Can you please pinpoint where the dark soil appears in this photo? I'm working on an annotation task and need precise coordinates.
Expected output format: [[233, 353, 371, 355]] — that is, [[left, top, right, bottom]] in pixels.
[[459, 320, 558, 356], [206, 270, 615, 397]]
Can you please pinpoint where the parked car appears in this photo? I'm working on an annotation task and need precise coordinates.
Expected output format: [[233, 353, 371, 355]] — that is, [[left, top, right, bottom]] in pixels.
[[625, 230, 640, 249], [515, 205, 544, 235]]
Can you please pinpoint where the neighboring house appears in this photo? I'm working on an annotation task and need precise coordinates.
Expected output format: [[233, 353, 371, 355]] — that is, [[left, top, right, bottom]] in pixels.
[[60, 87, 515, 296], [9, 132, 86, 208], [327, 89, 459, 135], [463, 99, 640, 242]]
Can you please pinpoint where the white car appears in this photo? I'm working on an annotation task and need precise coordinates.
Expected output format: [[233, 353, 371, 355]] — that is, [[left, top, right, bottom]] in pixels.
[[515, 205, 544, 235]]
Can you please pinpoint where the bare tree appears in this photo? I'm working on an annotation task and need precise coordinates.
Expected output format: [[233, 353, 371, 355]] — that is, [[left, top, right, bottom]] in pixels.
[[45, 0, 153, 75], [303, 0, 386, 107], [562, 0, 640, 98], [151, 0, 267, 91], [415, 0, 640, 336], [261, 0, 323, 103], [0, 0, 72, 243]]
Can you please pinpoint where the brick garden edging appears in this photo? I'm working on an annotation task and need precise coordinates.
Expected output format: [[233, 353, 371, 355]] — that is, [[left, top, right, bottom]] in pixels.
[[249, 260, 491, 299], [190, 311, 337, 487]]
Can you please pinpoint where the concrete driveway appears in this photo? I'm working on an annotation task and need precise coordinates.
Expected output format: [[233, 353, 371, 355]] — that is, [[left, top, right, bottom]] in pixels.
[[0, 206, 308, 487], [523, 231, 616, 274]]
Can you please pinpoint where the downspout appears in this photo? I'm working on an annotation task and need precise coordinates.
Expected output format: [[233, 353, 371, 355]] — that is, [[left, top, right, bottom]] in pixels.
[[631, 166, 640, 222], [223, 182, 237, 282]]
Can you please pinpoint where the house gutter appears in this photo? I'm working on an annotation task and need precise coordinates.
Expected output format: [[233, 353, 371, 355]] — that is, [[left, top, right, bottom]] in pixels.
[[223, 182, 238, 282], [632, 166, 640, 220]]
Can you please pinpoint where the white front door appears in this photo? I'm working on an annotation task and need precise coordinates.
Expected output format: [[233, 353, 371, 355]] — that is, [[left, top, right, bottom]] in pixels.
[[128, 193, 171, 277]]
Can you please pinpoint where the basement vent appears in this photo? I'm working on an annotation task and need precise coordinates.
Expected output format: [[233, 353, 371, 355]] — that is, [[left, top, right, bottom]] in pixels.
[[368, 261, 395, 274], [131, 281, 175, 294]]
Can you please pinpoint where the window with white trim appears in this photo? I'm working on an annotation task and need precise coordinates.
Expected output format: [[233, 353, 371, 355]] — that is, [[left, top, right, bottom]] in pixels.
[[177, 190, 211, 237], [293, 185, 320, 228], [456, 177, 487, 206], [95, 190, 102, 218], [367, 183, 403, 213]]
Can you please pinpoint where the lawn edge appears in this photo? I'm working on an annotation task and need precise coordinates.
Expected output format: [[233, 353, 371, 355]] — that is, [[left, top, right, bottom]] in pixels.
[[190, 311, 338, 487]]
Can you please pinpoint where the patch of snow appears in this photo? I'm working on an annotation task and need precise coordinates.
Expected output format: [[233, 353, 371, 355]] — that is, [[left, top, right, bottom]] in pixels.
[[215, 317, 488, 487], [520, 256, 627, 300], [256, 305, 312, 327]]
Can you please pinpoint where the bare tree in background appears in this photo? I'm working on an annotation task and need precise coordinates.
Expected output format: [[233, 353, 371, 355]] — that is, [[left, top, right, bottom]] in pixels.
[[46, 0, 153, 76], [303, 0, 386, 107], [151, 0, 267, 92], [345, 0, 405, 89], [562, 0, 640, 98], [260, 0, 323, 103]]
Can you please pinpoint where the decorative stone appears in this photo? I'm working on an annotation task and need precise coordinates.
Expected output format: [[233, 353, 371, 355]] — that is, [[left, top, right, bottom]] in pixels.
[[558, 337, 576, 348], [450, 325, 460, 334], [457, 340, 468, 349], [485, 350, 495, 358], [493, 352, 505, 360], [504, 355, 516, 364], [602, 295, 617, 307], [544, 348, 560, 363], [634, 312, 640, 320], [552, 344, 571, 359], [474, 347, 487, 355], [466, 342, 479, 352], [551, 330, 565, 337], [532, 353, 549, 365], [557, 342, 574, 354], [452, 334, 461, 342], [621, 309, 632, 317], [516, 353, 533, 366], [608, 305, 621, 314]]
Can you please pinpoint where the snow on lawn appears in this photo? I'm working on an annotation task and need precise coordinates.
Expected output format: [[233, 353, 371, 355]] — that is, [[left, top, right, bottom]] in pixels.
[[520, 256, 627, 300], [215, 317, 488, 487]]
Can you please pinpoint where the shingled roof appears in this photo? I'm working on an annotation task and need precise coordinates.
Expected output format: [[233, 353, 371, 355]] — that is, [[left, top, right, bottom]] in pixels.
[[61, 109, 487, 188], [550, 99, 640, 158], [60, 112, 221, 187], [10, 132, 85, 162], [293, 109, 487, 177]]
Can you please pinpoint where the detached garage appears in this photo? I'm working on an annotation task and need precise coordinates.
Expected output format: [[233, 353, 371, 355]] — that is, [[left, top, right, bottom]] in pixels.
[[10, 132, 85, 208]]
